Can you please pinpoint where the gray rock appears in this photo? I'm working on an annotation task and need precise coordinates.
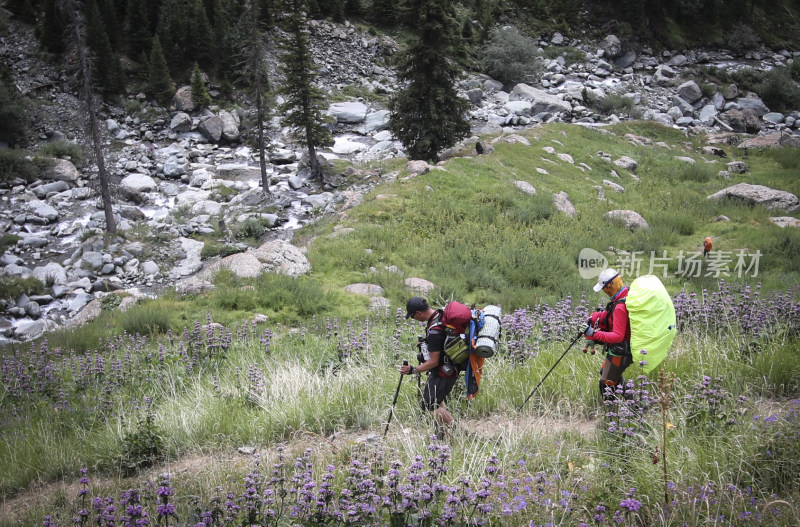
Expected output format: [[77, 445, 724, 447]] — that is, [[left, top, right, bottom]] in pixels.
[[216, 164, 262, 181], [24, 301, 41, 319], [677, 80, 703, 103], [345, 283, 384, 296], [514, 181, 536, 195], [219, 109, 241, 142], [163, 156, 187, 178], [604, 210, 649, 230], [726, 161, 748, 174], [169, 112, 193, 132], [198, 116, 223, 142], [737, 96, 770, 117], [121, 173, 158, 193], [28, 200, 59, 222], [68, 293, 94, 313], [770, 216, 800, 228], [251, 239, 311, 277], [404, 277, 435, 295], [329, 101, 369, 123], [141, 261, 160, 275], [13, 319, 47, 340], [80, 251, 104, 271], [172, 86, 195, 112], [599, 34, 622, 58], [613, 156, 638, 172], [763, 112, 785, 124], [43, 158, 80, 183], [32, 262, 67, 285], [707, 183, 799, 212], [603, 180, 625, 193], [552, 191, 576, 217], [508, 83, 572, 115]]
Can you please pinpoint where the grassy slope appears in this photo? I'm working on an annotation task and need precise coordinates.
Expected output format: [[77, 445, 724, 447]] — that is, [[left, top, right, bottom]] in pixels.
[[1, 122, 799, 526]]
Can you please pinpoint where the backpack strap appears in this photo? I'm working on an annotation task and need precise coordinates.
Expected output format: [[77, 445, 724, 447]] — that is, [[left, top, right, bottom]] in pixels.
[[603, 297, 631, 357]]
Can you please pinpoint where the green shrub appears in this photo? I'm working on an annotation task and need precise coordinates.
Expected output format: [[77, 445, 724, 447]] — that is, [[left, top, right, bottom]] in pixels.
[[0, 63, 28, 147], [232, 217, 270, 241], [124, 99, 143, 116], [0, 276, 45, 301], [119, 413, 165, 476], [725, 23, 761, 54], [38, 140, 83, 164], [541, 45, 586, 66], [700, 82, 716, 98], [0, 148, 51, 183], [594, 93, 635, 116], [678, 162, 714, 183], [480, 26, 542, 88], [0, 234, 21, 253], [505, 192, 555, 226], [755, 69, 800, 113], [200, 241, 242, 259], [771, 147, 800, 170], [119, 302, 173, 336], [650, 210, 696, 236], [100, 293, 125, 311], [790, 58, 800, 82]]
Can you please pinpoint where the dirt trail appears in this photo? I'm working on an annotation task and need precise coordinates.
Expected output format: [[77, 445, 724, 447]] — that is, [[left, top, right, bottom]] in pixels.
[[0, 413, 598, 523]]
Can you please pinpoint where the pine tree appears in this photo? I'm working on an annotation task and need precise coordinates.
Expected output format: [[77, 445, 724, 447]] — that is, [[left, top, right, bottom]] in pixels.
[[60, 0, 117, 234], [148, 35, 174, 105], [39, 0, 67, 54], [191, 63, 212, 108], [238, 0, 272, 193], [84, 0, 123, 95], [188, 0, 216, 70], [0, 62, 28, 147], [371, 0, 397, 26], [278, 0, 333, 180], [388, 0, 470, 162], [125, 0, 152, 57]]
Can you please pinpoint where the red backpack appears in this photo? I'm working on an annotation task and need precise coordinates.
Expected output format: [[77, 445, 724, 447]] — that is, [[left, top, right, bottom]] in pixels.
[[441, 301, 473, 336]]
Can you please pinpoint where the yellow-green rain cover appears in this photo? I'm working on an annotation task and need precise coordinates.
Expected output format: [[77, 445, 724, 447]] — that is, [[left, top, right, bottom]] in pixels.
[[627, 275, 676, 373]]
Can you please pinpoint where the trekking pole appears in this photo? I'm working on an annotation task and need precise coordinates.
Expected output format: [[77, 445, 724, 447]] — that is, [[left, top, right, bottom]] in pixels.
[[384, 360, 408, 438], [517, 329, 585, 412]]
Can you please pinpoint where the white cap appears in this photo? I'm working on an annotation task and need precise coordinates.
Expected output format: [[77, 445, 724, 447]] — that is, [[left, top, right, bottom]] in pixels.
[[593, 268, 619, 292]]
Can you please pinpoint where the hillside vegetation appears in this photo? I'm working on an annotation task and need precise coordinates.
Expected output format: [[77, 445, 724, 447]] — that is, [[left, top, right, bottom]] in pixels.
[[1, 122, 799, 526]]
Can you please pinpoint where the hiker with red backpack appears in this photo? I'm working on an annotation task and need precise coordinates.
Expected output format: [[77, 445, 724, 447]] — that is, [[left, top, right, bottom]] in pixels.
[[400, 296, 462, 436], [400, 296, 497, 438], [585, 268, 633, 400]]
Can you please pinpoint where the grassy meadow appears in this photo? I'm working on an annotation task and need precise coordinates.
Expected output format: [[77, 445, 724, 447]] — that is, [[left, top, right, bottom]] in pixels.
[[1, 122, 799, 526]]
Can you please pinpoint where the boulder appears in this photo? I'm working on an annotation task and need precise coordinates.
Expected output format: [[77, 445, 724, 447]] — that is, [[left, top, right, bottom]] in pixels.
[[172, 86, 194, 112], [169, 112, 192, 132], [329, 101, 369, 123], [198, 115, 223, 142], [604, 210, 649, 230], [43, 158, 80, 183], [552, 191, 576, 217], [707, 183, 799, 212], [508, 83, 572, 115], [251, 239, 311, 277], [722, 108, 761, 134], [121, 173, 158, 193], [345, 283, 384, 296], [514, 181, 536, 195], [404, 277, 436, 295], [677, 80, 702, 104], [738, 132, 800, 149], [613, 156, 638, 172]]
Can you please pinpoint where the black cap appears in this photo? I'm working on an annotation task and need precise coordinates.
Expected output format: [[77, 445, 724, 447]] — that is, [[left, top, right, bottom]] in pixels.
[[405, 296, 428, 319]]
